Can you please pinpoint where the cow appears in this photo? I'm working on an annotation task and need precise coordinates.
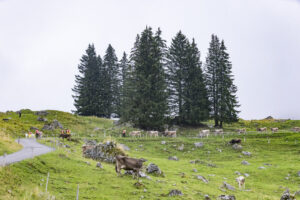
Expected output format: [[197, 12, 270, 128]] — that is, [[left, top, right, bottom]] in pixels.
[[292, 127, 300, 132], [236, 176, 245, 189], [229, 139, 242, 145], [59, 133, 71, 140], [147, 131, 159, 137], [270, 127, 279, 133], [214, 129, 224, 136], [164, 130, 177, 137], [198, 129, 210, 138], [237, 128, 246, 134], [115, 155, 147, 179], [257, 127, 267, 132], [129, 131, 142, 137]]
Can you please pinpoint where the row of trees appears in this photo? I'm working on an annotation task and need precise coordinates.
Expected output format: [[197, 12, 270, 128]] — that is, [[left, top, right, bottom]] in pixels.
[[73, 27, 239, 129]]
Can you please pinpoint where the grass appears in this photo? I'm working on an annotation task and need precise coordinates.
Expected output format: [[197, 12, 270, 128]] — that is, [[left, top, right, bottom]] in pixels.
[[0, 110, 300, 199], [0, 131, 22, 155]]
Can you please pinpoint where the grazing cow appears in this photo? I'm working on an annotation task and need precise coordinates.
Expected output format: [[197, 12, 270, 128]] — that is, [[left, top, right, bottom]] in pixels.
[[199, 130, 210, 138], [229, 139, 242, 145], [237, 128, 246, 134], [129, 131, 142, 137], [292, 127, 300, 132], [236, 176, 245, 189], [147, 131, 159, 137], [214, 129, 224, 135], [59, 133, 71, 140], [115, 155, 147, 179], [257, 127, 267, 132], [270, 127, 279, 133], [164, 130, 177, 137]]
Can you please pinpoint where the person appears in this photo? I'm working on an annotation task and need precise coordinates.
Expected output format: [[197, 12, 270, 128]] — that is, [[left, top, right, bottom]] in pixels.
[[66, 129, 71, 134], [61, 129, 65, 134], [122, 130, 126, 137], [19, 111, 22, 118]]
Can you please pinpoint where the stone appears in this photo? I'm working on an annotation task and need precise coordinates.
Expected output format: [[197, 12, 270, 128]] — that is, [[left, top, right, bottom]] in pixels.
[[298, 171, 300, 177], [42, 119, 63, 130], [194, 142, 204, 148], [37, 116, 47, 122], [235, 171, 241, 175], [258, 166, 266, 169], [193, 168, 198, 172], [232, 144, 242, 150], [241, 160, 250, 165], [280, 189, 295, 200], [94, 127, 100, 131], [139, 145, 143, 148], [85, 161, 91, 165], [119, 144, 130, 151], [35, 111, 49, 116], [178, 144, 184, 151], [204, 194, 211, 200], [218, 195, 236, 200], [65, 144, 70, 148], [168, 156, 179, 161], [146, 163, 162, 175], [168, 189, 183, 196], [242, 151, 251, 156], [222, 182, 235, 191], [216, 148, 222, 152], [195, 175, 209, 183], [244, 173, 250, 177], [264, 163, 272, 166], [96, 162, 103, 168], [161, 141, 166, 145]]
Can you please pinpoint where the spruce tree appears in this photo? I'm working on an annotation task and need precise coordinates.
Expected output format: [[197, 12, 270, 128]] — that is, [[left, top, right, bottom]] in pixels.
[[128, 27, 168, 130], [205, 35, 239, 127], [72, 44, 102, 116], [103, 44, 120, 117]]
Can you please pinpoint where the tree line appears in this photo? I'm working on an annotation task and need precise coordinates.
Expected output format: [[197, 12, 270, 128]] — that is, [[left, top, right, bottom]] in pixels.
[[72, 26, 239, 130]]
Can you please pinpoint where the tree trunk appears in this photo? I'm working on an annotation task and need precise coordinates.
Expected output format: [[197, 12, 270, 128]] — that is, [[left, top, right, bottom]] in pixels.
[[214, 119, 219, 127], [220, 121, 223, 128]]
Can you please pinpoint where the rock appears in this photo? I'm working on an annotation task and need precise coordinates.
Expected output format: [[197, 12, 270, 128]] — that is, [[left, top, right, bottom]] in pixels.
[[168, 156, 179, 161], [64, 144, 70, 148], [139, 145, 143, 148], [298, 171, 300, 177], [194, 142, 204, 148], [2, 118, 11, 121], [244, 173, 250, 177], [235, 171, 241, 175], [218, 195, 236, 200], [222, 182, 235, 191], [204, 194, 211, 200], [195, 175, 209, 183], [242, 151, 251, 156], [258, 166, 266, 169], [161, 141, 166, 145], [52, 120, 63, 129], [94, 127, 100, 131], [207, 163, 216, 168], [232, 144, 242, 150], [82, 140, 125, 163], [265, 116, 273, 120], [85, 161, 91, 165], [146, 163, 162, 175], [119, 144, 130, 151], [264, 163, 272, 166], [144, 189, 147, 192], [35, 111, 48, 116], [280, 189, 295, 200], [96, 162, 103, 168], [216, 148, 222, 152], [37, 116, 47, 122], [241, 160, 250, 165], [178, 144, 184, 151], [192, 168, 198, 172], [125, 171, 151, 179], [168, 189, 183, 196]]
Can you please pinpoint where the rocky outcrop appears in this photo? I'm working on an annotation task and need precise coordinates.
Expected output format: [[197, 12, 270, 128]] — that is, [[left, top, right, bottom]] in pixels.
[[42, 119, 63, 130], [146, 163, 162, 175], [168, 189, 182, 196], [82, 140, 126, 163], [218, 195, 236, 200]]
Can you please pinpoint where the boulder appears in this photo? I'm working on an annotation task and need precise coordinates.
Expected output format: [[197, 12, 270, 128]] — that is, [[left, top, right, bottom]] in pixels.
[[168, 156, 179, 161], [241, 160, 250, 165], [192, 168, 198, 172], [298, 171, 300, 177], [168, 189, 183, 196], [242, 151, 251, 156], [232, 144, 242, 150], [161, 141, 166, 145], [204, 195, 211, 200], [195, 175, 209, 183], [178, 144, 184, 151], [244, 173, 250, 177], [258, 166, 266, 169], [222, 182, 235, 191], [218, 195, 236, 200], [235, 171, 241, 175], [42, 119, 63, 130], [96, 162, 103, 168], [280, 189, 295, 200], [194, 142, 204, 148], [146, 163, 161, 175], [37, 117, 47, 122]]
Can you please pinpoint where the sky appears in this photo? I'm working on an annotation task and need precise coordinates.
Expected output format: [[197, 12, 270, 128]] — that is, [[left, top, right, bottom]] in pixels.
[[0, 0, 300, 119]]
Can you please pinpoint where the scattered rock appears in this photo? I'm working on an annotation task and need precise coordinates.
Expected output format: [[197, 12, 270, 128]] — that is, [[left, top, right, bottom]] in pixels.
[[196, 175, 209, 183], [241, 160, 250, 165], [146, 163, 162, 175], [139, 145, 143, 148], [161, 141, 166, 145], [194, 142, 204, 148], [204, 194, 211, 200], [133, 181, 145, 189], [232, 144, 242, 150], [264, 163, 272, 166], [242, 151, 251, 156], [85, 161, 91, 165], [178, 144, 184, 151], [35, 111, 48, 116], [37, 116, 47, 122], [207, 163, 217, 168], [218, 195, 236, 200], [96, 162, 103, 168], [168, 156, 179, 161], [168, 189, 183, 196], [216, 148, 222, 152], [297, 171, 300, 177], [235, 171, 241, 175], [42, 119, 63, 130], [119, 144, 130, 151], [258, 166, 266, 169], [222, 182, 235, 191], [280, 189, 296, 200], [65, 144, 70, 148], [144, 189, 147, 193], [93, 127, 100, 131], [244, 173, 250, 177], [192, 168, 198, 172], [2, 118, 11, 121]]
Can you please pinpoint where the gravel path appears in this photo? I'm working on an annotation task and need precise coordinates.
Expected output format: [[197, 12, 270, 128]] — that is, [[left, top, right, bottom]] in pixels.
[[0, 138, 54, 166]]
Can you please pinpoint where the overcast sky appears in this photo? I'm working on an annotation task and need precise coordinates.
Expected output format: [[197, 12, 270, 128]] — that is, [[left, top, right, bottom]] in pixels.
[[0, 0, 300, 119]]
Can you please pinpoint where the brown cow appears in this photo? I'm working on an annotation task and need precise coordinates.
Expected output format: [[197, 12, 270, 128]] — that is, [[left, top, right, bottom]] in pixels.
[[292, 127, 300, 132], [164, 130, 176, 137], [237, 128, 246, 134], [257, 127, 267, 132], [115, 155, 147, 179], [59, 133, 71, 140], [270, 127, 279, 133]]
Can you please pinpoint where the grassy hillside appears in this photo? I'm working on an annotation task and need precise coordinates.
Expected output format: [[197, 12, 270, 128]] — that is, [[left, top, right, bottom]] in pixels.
[[0, 110, 300, 199]]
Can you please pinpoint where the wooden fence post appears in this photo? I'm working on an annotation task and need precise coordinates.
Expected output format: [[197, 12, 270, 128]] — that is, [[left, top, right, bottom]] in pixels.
[[76, 184, 79, 200], [46, 172, 50, 192]]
